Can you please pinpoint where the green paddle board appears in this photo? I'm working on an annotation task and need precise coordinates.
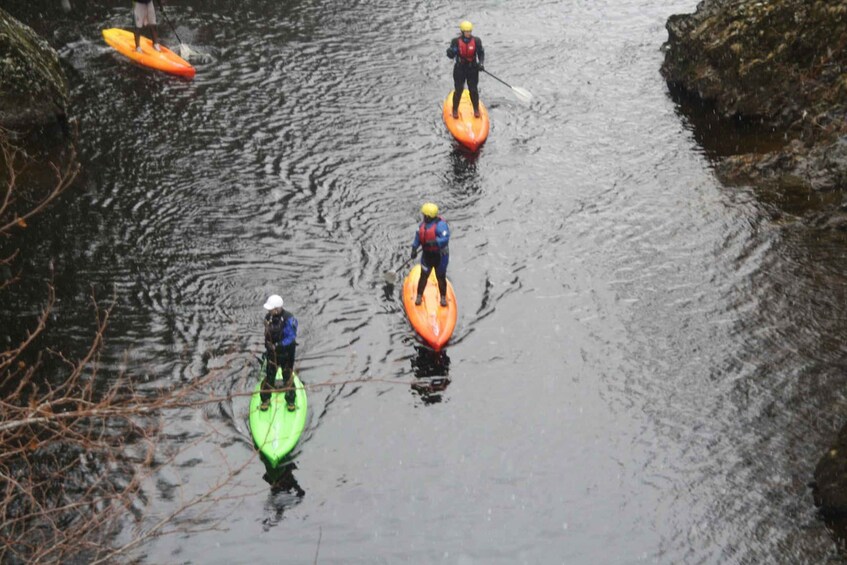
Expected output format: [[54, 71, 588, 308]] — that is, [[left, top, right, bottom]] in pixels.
[[249, 360, 308, 468]]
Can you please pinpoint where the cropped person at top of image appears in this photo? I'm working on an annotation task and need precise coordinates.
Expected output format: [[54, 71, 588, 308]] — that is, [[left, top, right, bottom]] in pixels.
[[446, 20, 485, 119], [411, 203, 451, 307], [133, 0, 161, 52], [261, 294, 298, 412]]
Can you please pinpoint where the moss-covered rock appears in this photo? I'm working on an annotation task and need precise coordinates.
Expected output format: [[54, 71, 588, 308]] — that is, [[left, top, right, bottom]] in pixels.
[[814, 424, 847, 517], [662, 0, 847, 126], [662, 0, 847, 197], [0, 6, 69, 132]]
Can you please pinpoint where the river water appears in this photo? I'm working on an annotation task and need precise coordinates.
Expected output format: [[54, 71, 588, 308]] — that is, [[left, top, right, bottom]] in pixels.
[[7, 0, 847, 562]]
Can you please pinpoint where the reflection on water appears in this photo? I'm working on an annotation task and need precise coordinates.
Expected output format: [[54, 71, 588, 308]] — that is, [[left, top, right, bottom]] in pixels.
[[410, 345, 450, 405], [450, 144, 483, 167], [445, 146, 482, 196], [668, 84, 787, 159], [261, 463, 305, 531]]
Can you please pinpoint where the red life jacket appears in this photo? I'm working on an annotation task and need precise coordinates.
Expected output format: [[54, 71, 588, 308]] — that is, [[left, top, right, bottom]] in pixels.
[[418, 217, 444, 252], [457, 36, 477, 63]]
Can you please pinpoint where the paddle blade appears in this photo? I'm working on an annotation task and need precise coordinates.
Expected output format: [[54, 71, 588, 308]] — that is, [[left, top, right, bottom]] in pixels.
[[383, 271, 399, 284], [511, 86, 533, 104], [178, 43, 191, 60]]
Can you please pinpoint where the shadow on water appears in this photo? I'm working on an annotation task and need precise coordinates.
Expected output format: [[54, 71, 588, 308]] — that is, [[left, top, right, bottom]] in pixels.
[[667, 84, 787, 160], [410, 345, 450, 405], [261, 462, 305, 531], [667, 84, 843, 219], [447, 146, 482, 188], [382, 280, 397, 302], [451, 144, 482, 167]]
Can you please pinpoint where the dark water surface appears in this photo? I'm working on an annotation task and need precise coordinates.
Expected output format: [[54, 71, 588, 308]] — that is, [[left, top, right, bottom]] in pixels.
[[8, 0, 847, 561]]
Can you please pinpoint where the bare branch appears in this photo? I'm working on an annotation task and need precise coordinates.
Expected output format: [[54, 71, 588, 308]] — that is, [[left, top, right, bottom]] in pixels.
[[1, 129, 412, 562]]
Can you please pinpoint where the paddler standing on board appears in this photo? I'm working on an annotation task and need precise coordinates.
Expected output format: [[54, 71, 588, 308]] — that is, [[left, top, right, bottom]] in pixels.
[[411, 203, 451, 307], [446, 20, 485, 119], [133, 0, 162, 53], [261, 294, 298, 412]]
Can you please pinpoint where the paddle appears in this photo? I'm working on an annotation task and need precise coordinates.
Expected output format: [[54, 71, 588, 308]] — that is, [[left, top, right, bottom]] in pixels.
[[155, 0, 195, 60], [383, 255, 414, 284], [481, 69, 533, 103]]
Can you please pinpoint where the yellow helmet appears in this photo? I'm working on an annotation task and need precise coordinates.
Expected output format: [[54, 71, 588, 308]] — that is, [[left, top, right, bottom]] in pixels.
[[421, 202, 439, 218], [459, 20, 473, 32]]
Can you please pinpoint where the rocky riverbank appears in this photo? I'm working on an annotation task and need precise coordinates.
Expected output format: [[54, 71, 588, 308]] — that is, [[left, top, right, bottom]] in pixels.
[[663, 0, 847, 522], [0, 6, 69, 135], [815, 426, 847, 516], [661, 0, 847, 209]]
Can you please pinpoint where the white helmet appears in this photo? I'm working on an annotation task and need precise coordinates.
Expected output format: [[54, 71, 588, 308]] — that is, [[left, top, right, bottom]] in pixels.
[[263, 294, 284, 310]]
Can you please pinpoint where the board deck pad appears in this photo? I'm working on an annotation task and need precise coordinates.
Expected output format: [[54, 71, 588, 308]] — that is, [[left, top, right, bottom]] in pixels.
[[249, 361, 308, 468]]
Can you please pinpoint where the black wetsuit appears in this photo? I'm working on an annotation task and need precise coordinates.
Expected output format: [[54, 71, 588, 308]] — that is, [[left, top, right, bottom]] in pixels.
[[446, 35, 485, 114], [262, 310, 297, 404]]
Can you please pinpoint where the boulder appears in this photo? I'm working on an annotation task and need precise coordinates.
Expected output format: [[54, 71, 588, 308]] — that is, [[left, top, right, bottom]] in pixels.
[[662, 0, 847, 128], [814, 424, 847, 516], [0, 6, 69, 133], [662, 0, 847, 201]]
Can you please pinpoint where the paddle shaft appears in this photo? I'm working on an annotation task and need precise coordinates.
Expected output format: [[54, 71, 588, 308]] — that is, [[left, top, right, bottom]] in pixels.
[[155, 0, 185, 45], [396, 255, 413, 273], [382, 253, 413, 284], [481, 69, 533, 103], [481, 69, 513, 89]]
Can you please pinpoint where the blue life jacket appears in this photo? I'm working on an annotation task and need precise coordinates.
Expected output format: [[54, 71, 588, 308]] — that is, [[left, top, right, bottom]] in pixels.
[[266, 310, 298, 348]]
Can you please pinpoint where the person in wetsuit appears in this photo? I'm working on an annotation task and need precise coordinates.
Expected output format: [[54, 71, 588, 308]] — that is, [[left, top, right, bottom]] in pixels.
[[446, 20, 485, 119], [261, 294, 298, 412], [411, 203, 451, 307]]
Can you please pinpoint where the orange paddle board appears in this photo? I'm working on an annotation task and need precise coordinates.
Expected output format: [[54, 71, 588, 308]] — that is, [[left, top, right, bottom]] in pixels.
[[102, 28, 195, 78], [442, 89, 489, 151], [402, 264, 457, 351]]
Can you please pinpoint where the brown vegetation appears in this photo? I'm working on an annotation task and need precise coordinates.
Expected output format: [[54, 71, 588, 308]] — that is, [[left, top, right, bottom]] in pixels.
[[0, 131, 253, 564]]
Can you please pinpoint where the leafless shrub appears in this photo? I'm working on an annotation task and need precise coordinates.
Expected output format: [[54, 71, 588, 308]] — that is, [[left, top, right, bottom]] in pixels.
[[0, 128, 421, 563], [0, 131, 255, 564]]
